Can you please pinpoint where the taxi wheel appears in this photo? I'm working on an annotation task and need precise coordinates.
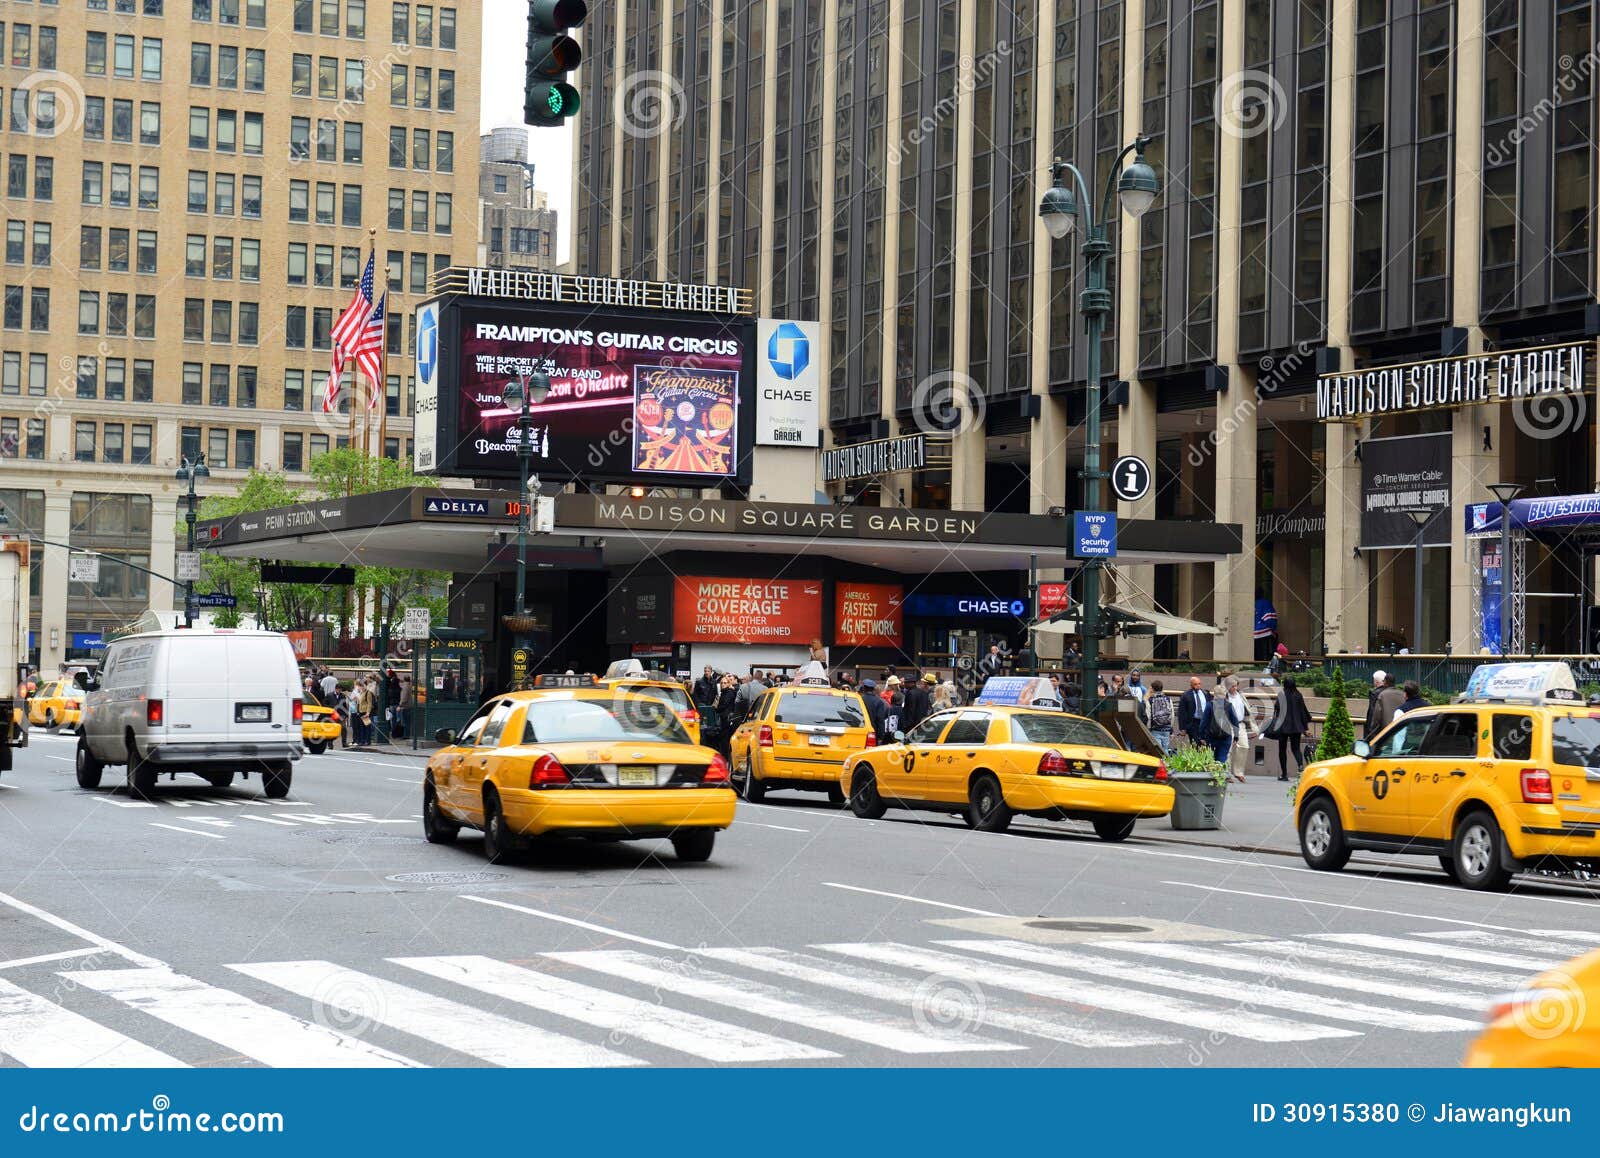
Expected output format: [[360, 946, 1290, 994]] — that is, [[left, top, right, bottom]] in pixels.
[[43, 710, 55, 730], [75, 737, 104, 790], [1452, 810, 1513, 891], [826, 784, 846, 806], [1092, 815, 1137, 842], [671, 829, 715, 862], [739, 762, 767, 803], [849, 768, 887, 819], [967, 775, 1013, 834], [423, 781, 460, 845], [306, 740, 328, 756], [482, 789, 518, 863], [1298, 797, 1350, 871], [1437, 855, 1459, 883]]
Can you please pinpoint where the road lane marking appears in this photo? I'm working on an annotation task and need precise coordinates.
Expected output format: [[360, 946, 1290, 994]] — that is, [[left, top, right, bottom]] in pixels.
[[150, 823, 226, 840], [1311, 933, 1562, 972], [65, 967, 417, 1068], [92, 797, 157, 810], [1090, 940, 1491, 1011], [395, 954, 835, 1063], [548, 949, 1021, 1055], [1161, 881, 1586, 933], [821, 882, 1008, 918], [816, 942, 1357, 1043], [0, 889, 161, 967], [459, 895, 682, 950], [703, 946, 1179, 1049], [747, 822, 810, 833], [239, 814, 299, 827], [1417, 930, 1600, 957], [949, 939, 1477, 1033], [1244, 939, 1527, 991], [0, 947, 104, 971], [230, 961, 642, 1068], [0, 978, 185, 1067]]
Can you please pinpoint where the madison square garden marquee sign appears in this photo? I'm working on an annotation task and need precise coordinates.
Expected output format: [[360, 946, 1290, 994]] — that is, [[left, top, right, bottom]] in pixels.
[[1316, 341, 1591, 421]]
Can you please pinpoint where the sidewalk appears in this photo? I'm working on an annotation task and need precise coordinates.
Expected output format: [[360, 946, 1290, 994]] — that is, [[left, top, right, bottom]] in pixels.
[[1133, 774, 1304, 857]]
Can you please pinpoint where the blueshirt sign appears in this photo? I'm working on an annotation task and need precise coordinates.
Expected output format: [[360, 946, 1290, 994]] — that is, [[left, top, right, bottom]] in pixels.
[[1074, 511, 1117, 558], [423, 497, 491, 518]]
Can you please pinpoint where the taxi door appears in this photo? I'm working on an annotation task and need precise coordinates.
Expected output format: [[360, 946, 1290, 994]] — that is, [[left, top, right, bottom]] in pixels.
[[1352, 713, 1431, 836], [433, 713, 489, 815], [893, 713, 955, 801], [923, 711, 993, 805], [732, 692, 771, 776], [1548, 709, 1600, 829], [1406, 710, 1483, 840], [460, 700, 519, 822]]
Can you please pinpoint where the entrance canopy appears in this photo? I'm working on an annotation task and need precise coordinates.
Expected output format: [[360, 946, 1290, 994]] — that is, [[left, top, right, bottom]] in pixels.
[[1030, 603, 1220, 637], [197, 488, 1242, 574], [1465, 493, 1600, 539]]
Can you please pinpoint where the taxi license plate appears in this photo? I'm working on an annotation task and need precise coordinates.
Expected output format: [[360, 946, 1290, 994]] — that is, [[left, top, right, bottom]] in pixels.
[[808, 734, 832, 747], [1095, 763, 1134, 780], [618, 766, 656, 787]]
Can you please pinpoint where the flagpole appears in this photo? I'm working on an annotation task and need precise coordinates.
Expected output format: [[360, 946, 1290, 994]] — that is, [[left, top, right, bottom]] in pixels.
[[367, 227, 379, 463]]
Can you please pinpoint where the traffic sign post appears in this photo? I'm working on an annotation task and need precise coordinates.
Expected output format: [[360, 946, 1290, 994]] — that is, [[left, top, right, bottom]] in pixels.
[[1109, 455, 1151, 503], [401, 608, 432, 641], [193, 593, 237, 609], [68, 555, 100, 585], [176, 552, 202, 582], [1074, 511, 1118, 559]]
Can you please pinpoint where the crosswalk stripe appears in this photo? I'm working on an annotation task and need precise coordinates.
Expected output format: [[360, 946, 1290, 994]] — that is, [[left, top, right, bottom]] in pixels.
[[1416, 930, 1598, 958], [394, 955, 835, 1063], [229, 961, 643, 1069], [1310, 934, 1558, 973], [548, 949, 1021, 1055], [64, 967, 416, 1068], [1105, 941, 1492, 1010], [947, 941, 1478, 1033], [0, 978, 186, 1067], [1244, 939, 1527, 992], [816, 942, 1356, 1043], [703, 946, 1180, 1049]]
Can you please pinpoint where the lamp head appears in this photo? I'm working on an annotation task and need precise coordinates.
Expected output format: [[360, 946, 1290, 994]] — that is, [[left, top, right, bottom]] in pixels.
[[500, 378, 524, 409], [527, 371, 552, 405], [1117, 137, 1160, 218], [1038, 167, 1077, 239]]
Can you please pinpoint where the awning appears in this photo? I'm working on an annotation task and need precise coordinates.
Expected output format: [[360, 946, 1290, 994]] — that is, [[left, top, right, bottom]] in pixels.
[[1030, 602, 1220, 637]]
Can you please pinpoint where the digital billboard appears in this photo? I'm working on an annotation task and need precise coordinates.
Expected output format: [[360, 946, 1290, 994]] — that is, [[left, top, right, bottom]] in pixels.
[[427, 299, 755, 485], [834, 583, 903, 647], [671, 576, 823, 644]]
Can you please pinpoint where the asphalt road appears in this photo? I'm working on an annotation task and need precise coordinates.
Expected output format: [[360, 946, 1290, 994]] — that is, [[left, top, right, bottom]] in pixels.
[[1, 729, 1596, 1068]]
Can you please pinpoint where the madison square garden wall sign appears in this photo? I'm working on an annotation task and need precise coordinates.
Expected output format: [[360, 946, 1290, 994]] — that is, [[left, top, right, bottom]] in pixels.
[[416, 273, 758, 486]]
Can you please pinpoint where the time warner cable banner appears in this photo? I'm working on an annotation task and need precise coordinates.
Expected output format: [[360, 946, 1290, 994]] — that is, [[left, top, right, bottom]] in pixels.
[[0, 1071, 1588, 1154]]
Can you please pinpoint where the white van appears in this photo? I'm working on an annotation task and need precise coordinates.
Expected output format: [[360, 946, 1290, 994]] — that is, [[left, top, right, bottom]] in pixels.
[[76, 629, 304, 799]]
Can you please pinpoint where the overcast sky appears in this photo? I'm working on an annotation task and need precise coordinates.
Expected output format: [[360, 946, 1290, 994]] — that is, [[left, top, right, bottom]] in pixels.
[[480, 0, 576, 264]]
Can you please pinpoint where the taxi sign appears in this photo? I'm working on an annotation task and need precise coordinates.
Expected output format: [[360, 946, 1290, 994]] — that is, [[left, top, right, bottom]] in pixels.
[[533, 673, 599, 689], [1460, 661, 1580, 703], [973, 676, 1062, 710], [604, 659, 648, 680], [792, 660, 828, 684], [796, 676, 833, 688]]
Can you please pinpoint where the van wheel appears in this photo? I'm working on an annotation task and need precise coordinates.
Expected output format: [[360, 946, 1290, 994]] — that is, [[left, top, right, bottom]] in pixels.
[[127, 742, 156, 800], [1092, 814, 1137, 842], [482, 788, 516, 863], [262, 763, 292, 800], [1452, 810, 1513, 891], [75, 737, 104, 790], [740, 761, 767, 803], [423, 781, 459, 845], [306, 740, 328, 756], [967, 774, 1012, 833], [1298, 796, 1350, 871], [671, 829, 715, 862], [849, 767, 887, 819], [204, 771, 235, 789]]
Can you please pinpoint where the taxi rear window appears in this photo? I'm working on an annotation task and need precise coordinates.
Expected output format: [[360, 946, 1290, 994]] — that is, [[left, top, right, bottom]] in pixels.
[[1010, 713, 1120, 749], [1551, 716, 1600, 770], [775, 691, 864, 728], [613, 682, 692, 713], [522, 699, 691, 745]]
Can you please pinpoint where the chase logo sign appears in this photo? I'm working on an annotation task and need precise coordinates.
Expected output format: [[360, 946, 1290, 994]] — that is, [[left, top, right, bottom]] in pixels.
[[423, 497, 490, 518], [755, 318, 821, 448], [766, 321, 810, 381], [416, 303, 440, 388]]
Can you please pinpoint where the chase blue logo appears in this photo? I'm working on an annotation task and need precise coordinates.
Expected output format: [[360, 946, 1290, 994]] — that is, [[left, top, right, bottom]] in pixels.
[[766, 321, 810, 381], [417, 305, 439, 386]]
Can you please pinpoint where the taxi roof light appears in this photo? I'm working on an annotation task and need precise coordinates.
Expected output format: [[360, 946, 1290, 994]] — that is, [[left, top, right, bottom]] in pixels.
[[1520, 767, 1554, 804], [1036, 749, 1069, 776], [529, 754, 570, 788], [702, 753, 731, 785]]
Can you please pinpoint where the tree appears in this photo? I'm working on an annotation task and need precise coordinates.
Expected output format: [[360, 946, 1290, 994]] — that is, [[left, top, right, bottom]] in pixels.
[[189, 473, 325, 631], [1313, 666, 1356, 763], [307, 447, 431, 499]]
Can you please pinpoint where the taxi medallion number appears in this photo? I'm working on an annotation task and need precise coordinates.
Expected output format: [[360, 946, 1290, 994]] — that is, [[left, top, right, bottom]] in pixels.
[[619, 766, 656, 786]]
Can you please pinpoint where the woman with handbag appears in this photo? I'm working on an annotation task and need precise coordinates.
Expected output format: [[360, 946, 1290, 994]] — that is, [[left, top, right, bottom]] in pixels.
[[1263, 675, 1312, 781]]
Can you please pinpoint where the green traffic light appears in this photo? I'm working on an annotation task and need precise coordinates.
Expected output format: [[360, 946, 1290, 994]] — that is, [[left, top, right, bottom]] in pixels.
[[547, 88, 564, 115]]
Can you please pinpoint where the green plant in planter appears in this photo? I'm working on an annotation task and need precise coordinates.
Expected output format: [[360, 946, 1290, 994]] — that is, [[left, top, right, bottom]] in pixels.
[[1313, 665, 1356, 763], [1165, 741, 1227, 789]]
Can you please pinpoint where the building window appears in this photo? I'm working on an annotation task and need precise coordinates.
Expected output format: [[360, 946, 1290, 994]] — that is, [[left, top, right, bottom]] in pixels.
[[103, 424, 125, 465], [238, 301, 258, 344], [184, 299, 205, 342], [209, 364, 230, 407], [74, 422, 95, 463], [131, 424, 152, 465], [182, 363, 203, 405], [196, 234, 221, 281], [76, 357, 98, 398], [106, 360, 127, 401], [133, 360, 154, 402], [286, 306, 306, 348], [78, 291, 100, 335], [283, 431, 304, 472], [181, 426, 202, 463], [284, 370, 305, 411], [208, 428, 229, 469]]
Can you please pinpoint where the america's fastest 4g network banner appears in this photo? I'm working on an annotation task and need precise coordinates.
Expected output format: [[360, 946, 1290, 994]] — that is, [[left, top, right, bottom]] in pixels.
[[425, 302, 755, 486]]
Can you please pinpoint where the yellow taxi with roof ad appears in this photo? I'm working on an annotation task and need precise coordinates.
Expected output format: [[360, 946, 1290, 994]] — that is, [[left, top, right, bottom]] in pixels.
[[301, 703, 343, 754], [27, 679, 83, 729], [598, 659, 702, 744], [422, 674, 736, 863], [1296, 662, 1600, 890], [840, 676, 1174, 839], [729, 675, 874, 804], [1465, 948, 1600, 1067]]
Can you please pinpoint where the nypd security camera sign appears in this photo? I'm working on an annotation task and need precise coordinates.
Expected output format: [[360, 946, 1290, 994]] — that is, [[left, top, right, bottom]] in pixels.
[[755, 318, 821, 447]]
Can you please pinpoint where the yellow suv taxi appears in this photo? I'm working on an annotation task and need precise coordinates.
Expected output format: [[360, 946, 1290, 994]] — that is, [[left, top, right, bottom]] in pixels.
[[840, 677, 1173, 839], [1296, 662, 1600, 890], [729, 678, 874, 804], [423, 674, 735, 863], [598, 662, 702, 745], [1465, 948, 1600, 1067], [301, 703, 343, 754], [28, 680, 84, 729]]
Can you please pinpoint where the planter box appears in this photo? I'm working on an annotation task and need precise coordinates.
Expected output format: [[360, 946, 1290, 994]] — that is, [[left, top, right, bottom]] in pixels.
[[1170, 771, 1226, 830]]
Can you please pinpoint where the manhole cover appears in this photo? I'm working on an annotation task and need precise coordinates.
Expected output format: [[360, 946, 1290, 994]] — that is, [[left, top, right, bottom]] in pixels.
[[385, 871, 507, 885], [293, 831, 419, 846], [1023, 920, 1153, 934]]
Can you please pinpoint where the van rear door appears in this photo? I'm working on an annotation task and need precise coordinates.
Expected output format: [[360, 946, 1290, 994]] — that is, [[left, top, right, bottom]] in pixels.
[[163, 635, 299, 748]]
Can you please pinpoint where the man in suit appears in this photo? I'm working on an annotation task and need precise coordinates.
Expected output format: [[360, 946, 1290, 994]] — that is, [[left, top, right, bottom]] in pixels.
[[1178, 675, 1211, 747], [1369, 671, 1405, 736]]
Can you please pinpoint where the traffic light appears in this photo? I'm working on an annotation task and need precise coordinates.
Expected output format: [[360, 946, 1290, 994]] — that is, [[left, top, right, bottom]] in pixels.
[[524, 0, 586, 128]]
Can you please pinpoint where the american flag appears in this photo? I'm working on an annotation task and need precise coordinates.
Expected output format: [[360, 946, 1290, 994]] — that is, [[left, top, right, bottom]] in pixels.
[[327, 253, 375, 411], [353, 294, 387, 408]]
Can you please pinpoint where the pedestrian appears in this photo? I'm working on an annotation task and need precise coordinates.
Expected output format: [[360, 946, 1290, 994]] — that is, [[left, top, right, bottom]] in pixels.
[[1254, 588, 1279, 663], [1140, 678, 1173, 753], [737, 671, 762, 715], [1369, 670, 1404, 735], [1213, 676, 1252, 783], [1363, 670, 1386, 738], [1266, 642, 1289, 677], [1178, 675, 1212, 748], [978, 643, 1005, 679], [931, 681, 954, 712], [1264, 675, 1311, 781], [883, 686, 904, 740], [715, 675, 740, 758], [353, 679, 374, 746], [859, 678, 890, 741], [883, 674, 902, 705], [319, 667, 338, 703], [692, 665, 719, 707], [1126, 669, 1147, 703], [397, 676, 414, 740], [335, 684, 353, 748], [902, 672, 933, 731], [1396, 679, 1427, 717]]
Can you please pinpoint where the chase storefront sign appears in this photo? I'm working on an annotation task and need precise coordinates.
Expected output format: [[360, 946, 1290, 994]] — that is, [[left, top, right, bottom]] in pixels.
[[1317, 341, 1589, 421]]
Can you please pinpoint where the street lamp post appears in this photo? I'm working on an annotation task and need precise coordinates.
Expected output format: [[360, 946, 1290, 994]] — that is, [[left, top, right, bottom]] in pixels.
[[1487, 482, 1525, 656], [1039, 136, 1160, 718], [500, 370, 551, 686], [174, 455, 211, 629], [1399, 507, 1432, 664]]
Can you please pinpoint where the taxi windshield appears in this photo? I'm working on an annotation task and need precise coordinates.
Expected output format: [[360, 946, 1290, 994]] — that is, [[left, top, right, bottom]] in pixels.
[[521, 698, 691, 745], [775, 691, 864, 728], [612, 682, 692, 714], [1551, 715, 1600, 769], [1010, 713, 1120, 749]]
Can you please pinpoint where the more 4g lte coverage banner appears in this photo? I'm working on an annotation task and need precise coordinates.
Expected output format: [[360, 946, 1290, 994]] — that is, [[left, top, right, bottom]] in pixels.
[[672, 576, 822, 644], [436, 303, 755, 485], [834, 583, 903, 647]]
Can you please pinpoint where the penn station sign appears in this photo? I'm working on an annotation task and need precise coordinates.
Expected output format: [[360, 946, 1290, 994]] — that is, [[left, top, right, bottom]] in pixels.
[[1317, 341, 1589, 421]]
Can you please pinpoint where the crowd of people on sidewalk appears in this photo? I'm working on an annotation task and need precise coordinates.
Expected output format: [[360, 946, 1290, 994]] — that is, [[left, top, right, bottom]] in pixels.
[[301, 664, 414, 749]]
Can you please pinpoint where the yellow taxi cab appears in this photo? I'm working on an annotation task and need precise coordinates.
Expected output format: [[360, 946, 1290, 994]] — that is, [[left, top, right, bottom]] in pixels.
[[839, 676, 1173, 839], [1296, 662, 1600, 890], [598, 659, 701, 744], [28, 680, 84, 729], [729, 675, 874, 804], [1465, 948, 1600, 1067], [423, 673, 735, 863], [301, 703, 343, 754]]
